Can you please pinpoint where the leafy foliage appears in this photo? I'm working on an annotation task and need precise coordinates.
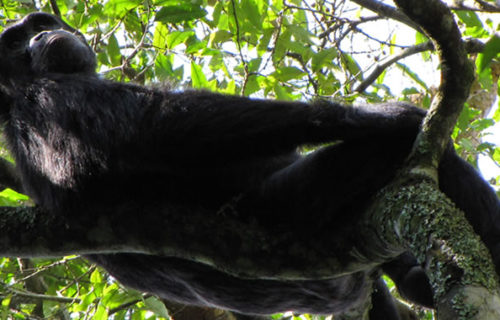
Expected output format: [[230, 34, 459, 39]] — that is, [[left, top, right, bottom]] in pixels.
[[0, 0, 498, 319]]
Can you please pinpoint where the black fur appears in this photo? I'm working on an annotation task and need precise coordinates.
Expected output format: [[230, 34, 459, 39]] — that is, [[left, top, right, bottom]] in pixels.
[[369, 278, 402, 320], [0, 12, 499, 318]]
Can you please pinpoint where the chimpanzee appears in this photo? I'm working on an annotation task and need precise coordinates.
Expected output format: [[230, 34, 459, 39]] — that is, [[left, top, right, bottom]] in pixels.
[[0, 12, 498, 319]]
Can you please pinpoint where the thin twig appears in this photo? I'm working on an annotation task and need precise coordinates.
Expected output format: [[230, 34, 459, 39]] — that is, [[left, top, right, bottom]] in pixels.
[[49, 0, 61, 18], [6, 288, 80, 304], [230, 0, 249, 94]]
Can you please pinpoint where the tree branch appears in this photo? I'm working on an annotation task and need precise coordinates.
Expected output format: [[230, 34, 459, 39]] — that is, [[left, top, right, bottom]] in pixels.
[[6, 288, 79, 304], [350, 0, 422, 32], [355, 41, 434, 93], [466, 0, 500, 12], [0, 204, 376, 280], [398, 0, 475, 171], [49, 0, 61, 18], [356, 0, 500, 318], [230, 0, 250, 94], [355, 38, 486, 94]]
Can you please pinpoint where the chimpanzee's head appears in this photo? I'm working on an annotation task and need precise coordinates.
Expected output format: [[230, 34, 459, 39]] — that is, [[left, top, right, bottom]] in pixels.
[[0, 12, 96, 79]]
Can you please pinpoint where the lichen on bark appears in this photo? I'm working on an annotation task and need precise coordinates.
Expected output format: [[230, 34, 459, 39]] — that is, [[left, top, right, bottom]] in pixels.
[[358, 175, 499, 319]]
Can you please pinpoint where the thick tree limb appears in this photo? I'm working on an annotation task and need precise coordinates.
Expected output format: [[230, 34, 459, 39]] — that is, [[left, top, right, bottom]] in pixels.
[[356, 0, 500, 318], [0, 204, 378, 280], [397, 0, 475, 170], [360, 179, 500, 319]]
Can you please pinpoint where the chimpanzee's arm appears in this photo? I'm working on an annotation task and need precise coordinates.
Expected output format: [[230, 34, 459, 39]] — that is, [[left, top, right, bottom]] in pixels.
[[20, 77, 424, 165], [143, 89, 425, 161]]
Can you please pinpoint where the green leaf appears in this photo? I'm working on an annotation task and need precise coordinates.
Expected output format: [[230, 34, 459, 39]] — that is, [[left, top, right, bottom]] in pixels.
[[216, 4, 229, 30], [107, 34, 122, 66], [101, 285, 142, 311], [0, 188, 29, 207], [376, 68, 387, 85], [208, 53, 224, 73], [273, 29, 292, 62], [1, 295, 10, 307], [460, 138, 475, 152], [155, 4, 207, 24], [0, 188, 29, 201], [493, 147, 500, 163], [144, 296, 169, 318], [90, 268, 102, 284], [153, 22, 169, 49], [257, 28, 274, 55], [1, 294, 11, 318], [340, 53, 362, 81], [90, 269, 106, 296], [402, 87, 420, 95], [166, 30, 195, 49], [273, 66, 306, 82], [103, 0, 141, 15], [187, 39, 209, 54], [415, 32, 430, 61], [317, 72, 340, 96], [477, 35, 500, 72], [209, 30, 232, 45], [124, 12, 142, 36], [395, 63, 428, 90], [477, 142, 496, 153], [155, 54, 174, 81], [471, 118, 494, 131], [43, 300, 58, 318], [457, 105, 481, 132], [241, 0, 262, 29], [191, 61, 208, 88], [274, 84, 293, 100], [248, 58, 262, 73], [477, 64, 493, 89], [243, 75, 259, 96], [287, 24, 314, 45], [311, 48, 338, 72], [494, 102, 500, 122], [456, 11, 483, 28], [455, 11, 488, 37], [94, 304, 108, 320], [287, 41, 313, 58], [225, 80, 237, 95], [272, 0, 284, 11]]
